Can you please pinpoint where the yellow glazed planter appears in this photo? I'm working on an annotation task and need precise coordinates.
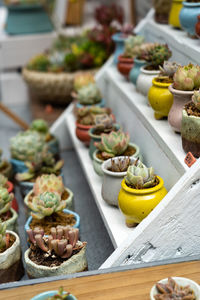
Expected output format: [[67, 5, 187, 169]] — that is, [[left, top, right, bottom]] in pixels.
[[118, 177, 167, 227], [148, 78, 173, 120], [169, 0, 183, 28]]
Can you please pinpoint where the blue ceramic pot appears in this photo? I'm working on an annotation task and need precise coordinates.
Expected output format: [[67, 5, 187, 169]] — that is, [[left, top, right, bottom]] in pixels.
[[10, 158, 28, 174], [76, 98, 105, 109], [112, 33, 127, 65], [25, 208, 80, 233], [47, 137, 59, 156], [179, 2, 200, 36], [129, 58, 147, 85], [31, 291, 77, 300]]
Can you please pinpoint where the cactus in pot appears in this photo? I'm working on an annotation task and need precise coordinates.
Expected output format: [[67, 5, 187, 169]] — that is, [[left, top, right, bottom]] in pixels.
[[141, 44, 172, 70], [77, 83, 102, 106]]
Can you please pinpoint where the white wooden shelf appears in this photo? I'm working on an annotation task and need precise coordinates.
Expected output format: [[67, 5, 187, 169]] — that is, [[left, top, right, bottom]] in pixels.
[[65, 105, 133, 248]]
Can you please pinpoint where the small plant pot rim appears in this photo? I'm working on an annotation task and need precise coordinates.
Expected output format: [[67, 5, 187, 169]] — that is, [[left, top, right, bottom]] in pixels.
[[101, 156, 138, 178], [0, 230, 20, 268], [182, 1, 200, 7], [140, 66, 160, 75], [152, 77, 173, 88], [121, 176, 164, 195], [76, 98, 105, 109], [6, 181, 13, 193], [169, 84, 194, 96], [134, 58, 147, 64], [30, 291, 77, 300], [150, 277, 200, 300], [88, 122, 120, 139], [118, 55, 134, 63], [76, 121, 94, 130]]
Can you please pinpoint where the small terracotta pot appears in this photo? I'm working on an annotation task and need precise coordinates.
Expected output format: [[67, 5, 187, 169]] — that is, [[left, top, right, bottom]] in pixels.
[[195, 15, 200, 37], [117, 55, 134, 79], [75, 122, 93, 146], [168, 85, 194, 132]]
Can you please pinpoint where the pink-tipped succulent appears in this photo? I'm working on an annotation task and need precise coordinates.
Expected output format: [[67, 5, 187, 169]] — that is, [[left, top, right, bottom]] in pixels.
[[109, 157, 131, 172], [173, 64, 200, 91], [192, 89, 200, 111], [27, 226, 79, 259], [94, 130, 130, 159], [33, 174, 65, 196]]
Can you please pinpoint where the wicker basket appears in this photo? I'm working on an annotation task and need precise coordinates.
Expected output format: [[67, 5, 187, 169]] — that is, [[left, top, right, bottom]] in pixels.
[[22, 68, 97, 105]]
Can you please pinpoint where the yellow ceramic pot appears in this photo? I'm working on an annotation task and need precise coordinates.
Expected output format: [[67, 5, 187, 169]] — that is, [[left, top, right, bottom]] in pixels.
[[148, 77, 173, 120], [169, 0, 183, 28], [118, 177, 167, 227]]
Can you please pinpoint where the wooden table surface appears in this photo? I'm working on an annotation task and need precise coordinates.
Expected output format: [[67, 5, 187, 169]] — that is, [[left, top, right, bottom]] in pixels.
[[1, 261, 200, 300]]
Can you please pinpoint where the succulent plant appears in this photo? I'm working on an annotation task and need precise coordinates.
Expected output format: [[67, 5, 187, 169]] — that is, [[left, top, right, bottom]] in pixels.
[[93, 114, 114, 134], [77, 106, 112, 125], [77, 83, 102, 105], [124, 35, 145, 58], [16, 150, 64, 182], [27, 226, 79, 258], [192, 89, 200, 111], [0, 174, 8, 188], [48, 287, 71, 300], [74, 73, 95, 92], [28, 191, 66, 219], [30, 119, 49, 134], [109, 157, 131, 172], [125, 160, 157, 189], [10, 131, 46, 163], [0, 221, 7, 250], [0, 187, 14, 215], [142, 44, 172, 69], [159, 61, 180, 79], [0, 149, 8, 171], [27, 54, 50, 72], [33, 174, 65, 196], [94, 130, 130, 159], [48, 51, 66, 72], [173, 64, 200, 91]]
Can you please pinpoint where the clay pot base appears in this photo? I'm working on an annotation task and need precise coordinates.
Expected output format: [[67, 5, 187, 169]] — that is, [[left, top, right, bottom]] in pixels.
[[0, 210, 12, 222], [96, 145, 136, 161], [182, 137, 200, 158], [0, 256, 24, 283], [27, 266, 89, 279], [126, 221, 138, 228], [30, 211, 76, 235]]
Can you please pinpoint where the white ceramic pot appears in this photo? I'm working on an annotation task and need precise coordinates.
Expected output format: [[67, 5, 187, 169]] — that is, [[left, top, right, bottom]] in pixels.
[[136, 67, 160, 97], [24, 187, 74, 210], [25, 241, 87, 278], [150, 277, 200, 300], [101, 156, 137, 206], [3, 208, 18, 231]]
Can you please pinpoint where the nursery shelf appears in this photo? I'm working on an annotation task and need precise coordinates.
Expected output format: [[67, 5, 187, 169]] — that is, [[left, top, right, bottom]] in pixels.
[[103, 65, 188, 176], [65, 105, 133, 248]]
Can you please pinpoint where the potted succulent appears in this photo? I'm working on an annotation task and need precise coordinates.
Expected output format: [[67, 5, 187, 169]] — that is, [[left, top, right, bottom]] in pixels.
[[75, 83, 105, 109], [168, 63, 200, 132], [0, 221, 24, 283], [10, 130, 46, 174], [136, 44, 172, 96], [181, 89, 200, 157], [75, 106, 112, 145], [31, 287, 77, 300], [117, 35, 145, 78], [101, 156, 136, 207], [153, 0, 172, 24], [25, 226, 87, 278], [73, 72, 95, 92], [148, 61, 179, 119], [29, 119, 59, 157], [0, 186, 18, 231], [24, 174, 78, 234], [15, 150, 64, 197], [118, 160, 167, 227], [179, 0, 200, 37], [0, 174, 18, 212], [92, 130, 141, 176], [88, 113, 120, 159], [169, 0, 183, 28], [0, 149, 13, 180]]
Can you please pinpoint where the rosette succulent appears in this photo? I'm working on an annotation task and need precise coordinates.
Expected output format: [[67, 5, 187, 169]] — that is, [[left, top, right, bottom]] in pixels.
[[192, 89, 200, 110], [10, 131, 46, 163], [28, 191, 66, 219], [110, 157, 131, 172], [94, 130, 130, 159], [0, 187, 14, 215], [77, 106, 112, 125], [74, 73, 95, 92], [125, 161, 157, 189], [94, 114, 114, 134], [159, 61, 180, 80], [33, 174, 65, 196], [173, 64, 200, 91], [77, 83, 102, 105], [124, 35, 145, 58]]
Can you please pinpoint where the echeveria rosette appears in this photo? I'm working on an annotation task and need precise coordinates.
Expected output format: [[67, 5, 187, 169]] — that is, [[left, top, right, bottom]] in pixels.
[[173, 64, 200, 91], [77, 83, 102, 105], [33, 174, 65, 196], [0, 187, 14, 215], [192, 89, 200, 111], [159, 61, 180, 79], [95, 130, 130, 159], [29, 191, 66, 219], [125, 161, 156, 189]]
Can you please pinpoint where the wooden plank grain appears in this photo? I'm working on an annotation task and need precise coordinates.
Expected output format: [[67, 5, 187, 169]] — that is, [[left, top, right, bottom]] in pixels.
[[1, 261, 200, 300]]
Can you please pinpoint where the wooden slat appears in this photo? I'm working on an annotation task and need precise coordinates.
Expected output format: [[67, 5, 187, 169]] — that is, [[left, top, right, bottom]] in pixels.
[[1, 261, 200, 300]]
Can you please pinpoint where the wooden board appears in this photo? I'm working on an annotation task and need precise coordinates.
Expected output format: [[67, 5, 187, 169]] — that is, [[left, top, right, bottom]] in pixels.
[[1, 261, 200, 300]]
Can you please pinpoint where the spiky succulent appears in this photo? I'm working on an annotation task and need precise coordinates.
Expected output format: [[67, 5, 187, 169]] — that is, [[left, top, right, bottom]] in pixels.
[[33, 174, 65, 196], [77, 106, 112, 125], [10, 131, 46, 163], [141, 44, 172, 68], [192, 89, 200, 111], [125, 160, 157, 189], [93, 114, 114, 134], [0, 187, 14, 215], [159, 61, 180, 79], [27, 54, 50, 72], [28, 191, 66, 219], [0, 221, 7, 250], [173, 64, 200, 91], [0, 174, 8, 188], [27, 226, 79, 258], [109, 157, 131, 172], [74, 73, 95, 92], [94, 130, 130, 159], [124, 35, 145, 58], [77, 83, 102, 105]]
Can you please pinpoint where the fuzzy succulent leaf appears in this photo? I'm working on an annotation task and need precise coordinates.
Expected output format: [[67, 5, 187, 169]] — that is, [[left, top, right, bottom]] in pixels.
[[77, 83, 102, 105], [33, 174, 65, 196], [0, 187, 13, 214], [173, 64, 200, 91]]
